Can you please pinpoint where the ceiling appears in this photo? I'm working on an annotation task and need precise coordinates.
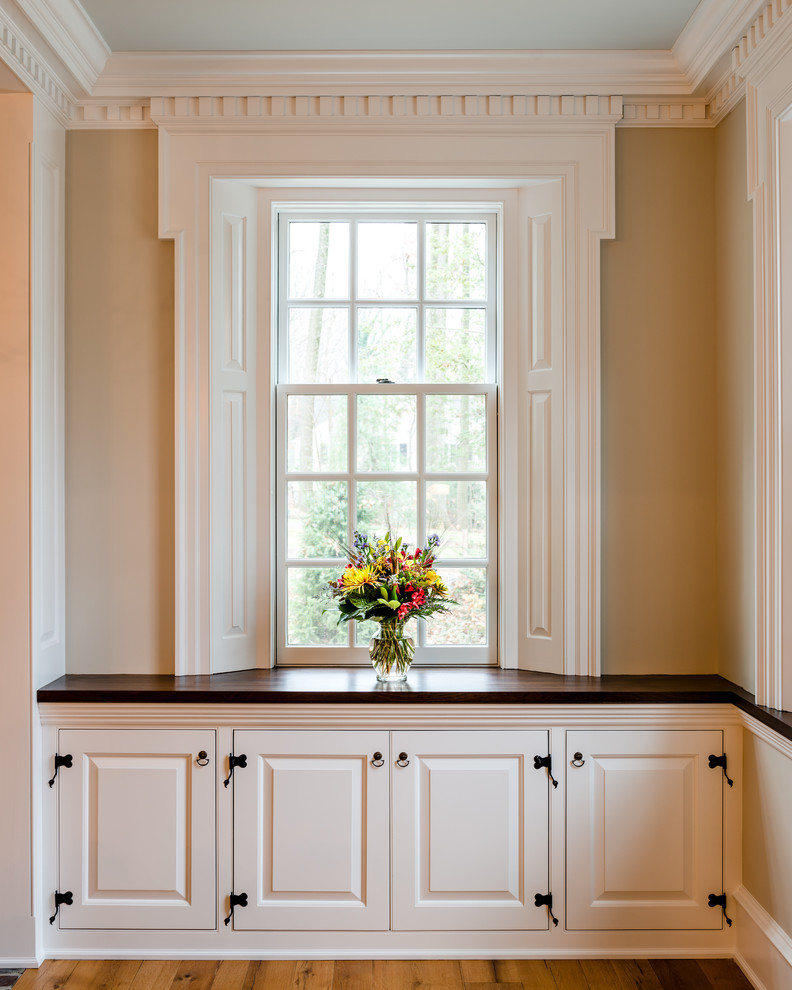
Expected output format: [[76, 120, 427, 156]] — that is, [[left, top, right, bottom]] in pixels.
[[78, 0, 703, 53]]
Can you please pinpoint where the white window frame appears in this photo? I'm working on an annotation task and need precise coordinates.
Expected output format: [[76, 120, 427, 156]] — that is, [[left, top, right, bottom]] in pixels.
[[274, 205, 499, 665], [155, 111, 617, 677]]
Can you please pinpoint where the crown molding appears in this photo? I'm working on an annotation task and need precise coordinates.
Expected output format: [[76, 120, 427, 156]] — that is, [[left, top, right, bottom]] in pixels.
[[146, 93, 625, 131], [69, 99, 153, 128], [619, 99, 711, 126], [91, 49, 690, 99], [11, 0, 109, 94], [706, 66, 746, 122], [673, 0, 768, 90], [0, 4, 73, 124], [732, 0, 792, 81]]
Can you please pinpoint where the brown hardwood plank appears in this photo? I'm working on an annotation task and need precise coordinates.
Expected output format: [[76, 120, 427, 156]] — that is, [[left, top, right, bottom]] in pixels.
[[372, 961, 463, 990], [127, 961, 181, 990], [168, 962, 220, 990], [647, 960, 712, 990], [545, 960, 590, 990], [64, 961, 126, 990], [695, 959, 754, 990], [608, 960, 664, 990], [462, 984, 522, 990], [251, 962, 301, 990], [293, 962, 334, 990], [332, 961, 373, 990], [108, 963, 143, 990], [13, 960, 76, 990], [492, 961, 556, 988], [457, 964, 495, 984], [409, 962, 463, 986], [578, 960, 623, 989], [210, 962, 256, 990]]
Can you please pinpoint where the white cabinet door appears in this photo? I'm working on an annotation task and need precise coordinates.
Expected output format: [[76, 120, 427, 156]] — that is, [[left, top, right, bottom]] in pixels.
[[57, 729, 216, 930], [232, 730, 390, 930], [566, 729, 724, 930], [391, 730, 551, 931]]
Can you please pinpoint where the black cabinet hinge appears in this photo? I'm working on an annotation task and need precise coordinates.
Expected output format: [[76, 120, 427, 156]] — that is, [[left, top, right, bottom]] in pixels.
[[708, 892, 733, 927], [49, 890, 73, 925], [223, 753, 247, 788], [708, 753, 734, 787], [533, 754, 558, 788], [224, 891, 248, 926], [48, 753, 73, 788], [534, 891, 559, 927]]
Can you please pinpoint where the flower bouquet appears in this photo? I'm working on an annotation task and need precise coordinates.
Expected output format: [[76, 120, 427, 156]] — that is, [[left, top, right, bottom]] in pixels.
[[325, 531, 455, 681]]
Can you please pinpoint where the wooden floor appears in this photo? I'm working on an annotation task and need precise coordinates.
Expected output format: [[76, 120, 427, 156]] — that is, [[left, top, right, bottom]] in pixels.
[[15, 959, 755, 990]]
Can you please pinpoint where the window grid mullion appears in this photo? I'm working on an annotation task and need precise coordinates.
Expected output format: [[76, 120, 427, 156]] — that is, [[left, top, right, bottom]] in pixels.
[[277, 209, 497, 664]]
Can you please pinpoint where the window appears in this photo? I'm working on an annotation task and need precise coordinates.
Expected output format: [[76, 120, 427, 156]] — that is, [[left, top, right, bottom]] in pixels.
[[275, 208, 498, 664]]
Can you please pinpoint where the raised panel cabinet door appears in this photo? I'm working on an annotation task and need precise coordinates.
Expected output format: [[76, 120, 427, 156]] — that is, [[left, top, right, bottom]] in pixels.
[[231, 730, 389, 930], [566, 729, 724, 931], [56, 729, 216, 930], [391, 730, 551, 931]]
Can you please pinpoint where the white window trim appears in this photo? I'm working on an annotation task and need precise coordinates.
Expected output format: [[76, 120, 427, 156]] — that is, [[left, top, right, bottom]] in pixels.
[[153, 111, 617, 677]]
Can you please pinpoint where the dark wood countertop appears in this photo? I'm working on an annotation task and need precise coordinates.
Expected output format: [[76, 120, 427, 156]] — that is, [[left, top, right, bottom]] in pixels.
[[37, 667, 792, 741]]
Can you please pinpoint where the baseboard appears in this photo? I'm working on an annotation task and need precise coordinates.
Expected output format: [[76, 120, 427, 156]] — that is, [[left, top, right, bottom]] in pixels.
[[0, 958, 40, 968], [734, 885, 792, 990]]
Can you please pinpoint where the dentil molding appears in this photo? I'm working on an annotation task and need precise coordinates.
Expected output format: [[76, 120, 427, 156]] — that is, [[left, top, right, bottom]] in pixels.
[[71, 93, 755, 130], [0, 12, 73, 124]]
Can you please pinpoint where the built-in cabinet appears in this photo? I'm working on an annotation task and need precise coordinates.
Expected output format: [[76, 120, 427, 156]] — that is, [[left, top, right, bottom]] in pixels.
[[56, 729, 216, 930], [565, 729, 724, 931], [390, 730, 549, 931], [44, 707, 737, 954], [232, 730, 390, 931]]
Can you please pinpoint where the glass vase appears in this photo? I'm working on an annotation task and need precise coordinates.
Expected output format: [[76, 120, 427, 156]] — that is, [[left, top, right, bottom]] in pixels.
[[369, 620, 414, 682]]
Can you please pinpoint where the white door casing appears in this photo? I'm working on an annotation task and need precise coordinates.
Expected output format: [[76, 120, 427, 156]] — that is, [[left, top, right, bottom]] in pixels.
[[232, 730, 390, 930], [57, 729, 216, 930], [391, 729, 551, 931], [565, 729, 724, 930]]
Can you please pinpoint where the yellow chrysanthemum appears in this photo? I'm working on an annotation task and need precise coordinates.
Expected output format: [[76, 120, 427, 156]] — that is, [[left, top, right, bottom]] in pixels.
[[340, 566, 375, 589], [424, 569, 440, 585]]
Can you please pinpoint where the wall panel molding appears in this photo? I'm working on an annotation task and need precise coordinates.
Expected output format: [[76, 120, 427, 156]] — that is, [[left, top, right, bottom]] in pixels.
[[741, 16, 792, 709]]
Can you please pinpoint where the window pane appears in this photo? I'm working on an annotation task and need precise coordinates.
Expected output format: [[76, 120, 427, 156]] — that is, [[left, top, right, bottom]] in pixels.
[[357, 222, 418, 300], [426, 480, 486, 558], [287, 481, 347, 558], [425, 394, 487, 473], [356, 395, 417, 472], [356, 481, 417, 548], [425, 567, 487, 645], [426, 222, 486, 300], [357, 308, 417, 383], [287, 567, 347, 645], [354, 618, 382, 647], [425, 308, 486, 383], [288, 308, 348, 383], [287, 394, 347, 473], [289, 221, 349, 299]]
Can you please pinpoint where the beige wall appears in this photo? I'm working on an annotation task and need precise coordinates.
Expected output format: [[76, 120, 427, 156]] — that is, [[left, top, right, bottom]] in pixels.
[[0, 93, 36, 959], [65, 129, 175, 674], [715, 101, 755, 693], [601, 128, 719, 674], [65, 126, 750, 680], [743, 732, 792, 936]]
